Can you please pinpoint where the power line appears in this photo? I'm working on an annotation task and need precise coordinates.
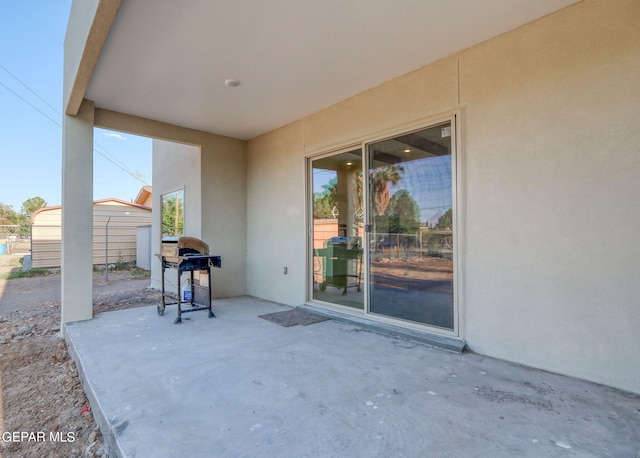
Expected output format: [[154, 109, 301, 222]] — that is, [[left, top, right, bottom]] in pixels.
[[0, 80, 61, 127], [0, 65, 149, 186], [0, 63, 60, 115], [93, 147, 149, 185], [94, 142, 149, 185]]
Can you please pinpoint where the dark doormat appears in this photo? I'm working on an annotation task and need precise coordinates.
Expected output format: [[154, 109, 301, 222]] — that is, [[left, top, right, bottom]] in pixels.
[[258, 309, 330, 327]]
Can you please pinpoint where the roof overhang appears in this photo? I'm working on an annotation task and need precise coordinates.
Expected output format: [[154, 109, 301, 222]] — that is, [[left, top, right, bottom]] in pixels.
[[65, 0, 581, 140], [134, 186, 152, 206]]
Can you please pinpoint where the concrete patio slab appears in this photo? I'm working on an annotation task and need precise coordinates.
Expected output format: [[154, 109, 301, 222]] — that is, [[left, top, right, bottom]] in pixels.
[[65, 297, 640, 458]]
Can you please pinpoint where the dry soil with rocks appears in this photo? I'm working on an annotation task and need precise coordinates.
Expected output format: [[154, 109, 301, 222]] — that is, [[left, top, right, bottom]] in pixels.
[[0, 254, 160, 458]]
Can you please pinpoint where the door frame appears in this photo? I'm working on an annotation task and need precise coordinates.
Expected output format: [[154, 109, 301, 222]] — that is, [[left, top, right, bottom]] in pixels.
[[305, 111, 462, 338], [306, 144, 365, 313]]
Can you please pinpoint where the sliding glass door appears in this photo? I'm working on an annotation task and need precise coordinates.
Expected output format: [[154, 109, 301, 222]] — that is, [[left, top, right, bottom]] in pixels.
[[366, 122, 455, 330], [308, 119, 456, 332], [310, 149, 364, 310]]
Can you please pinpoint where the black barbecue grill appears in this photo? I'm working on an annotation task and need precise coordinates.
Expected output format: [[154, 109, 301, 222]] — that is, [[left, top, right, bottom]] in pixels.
[[314, 236, 362, 295], [158, 237, 222, 324]]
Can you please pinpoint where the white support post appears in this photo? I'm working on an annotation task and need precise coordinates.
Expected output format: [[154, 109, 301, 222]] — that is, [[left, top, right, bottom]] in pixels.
[[61, 99, 94, 326]]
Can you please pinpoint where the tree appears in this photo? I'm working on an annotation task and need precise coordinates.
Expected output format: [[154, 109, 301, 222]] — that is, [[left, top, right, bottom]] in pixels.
[[21, 196, 47, 217], [161, 194, 184, 236], [434, 208, 453, 230], [12, 196, 48, 235], [0, 202, 18, 225], [369, 165, 404, 216], [386, 189, 420, 233], [313, 177, 338, 219], [353, 170, 363, 216]]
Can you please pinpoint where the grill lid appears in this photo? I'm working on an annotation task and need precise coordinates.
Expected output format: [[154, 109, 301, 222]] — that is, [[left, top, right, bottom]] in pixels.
[[161, 236, 210, 258], [178, 236, 209, 256]]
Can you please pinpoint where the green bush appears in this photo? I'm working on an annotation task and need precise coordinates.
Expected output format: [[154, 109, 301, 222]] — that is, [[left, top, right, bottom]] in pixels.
[[3, 268, 52, 280], [130, 267, 151, 277]]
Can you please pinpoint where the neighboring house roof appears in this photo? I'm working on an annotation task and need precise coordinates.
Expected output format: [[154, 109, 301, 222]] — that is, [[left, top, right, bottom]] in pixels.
[[134, 186, 153, 207], [30, 198, 151, 224]]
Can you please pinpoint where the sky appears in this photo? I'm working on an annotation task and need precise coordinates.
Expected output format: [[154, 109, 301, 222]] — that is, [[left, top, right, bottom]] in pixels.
[[313, 154, 452, 227], [0, 1, 152, 214]]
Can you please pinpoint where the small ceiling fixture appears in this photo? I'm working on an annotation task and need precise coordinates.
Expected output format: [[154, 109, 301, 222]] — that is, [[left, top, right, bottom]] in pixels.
[[224, 79, 240, 87]]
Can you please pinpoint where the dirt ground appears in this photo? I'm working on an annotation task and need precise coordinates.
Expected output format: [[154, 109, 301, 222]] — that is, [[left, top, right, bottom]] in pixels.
[[0, 254, 160, 458]]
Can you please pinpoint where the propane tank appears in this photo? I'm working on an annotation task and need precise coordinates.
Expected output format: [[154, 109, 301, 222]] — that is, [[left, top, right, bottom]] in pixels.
[[182, 279, 192, 302]]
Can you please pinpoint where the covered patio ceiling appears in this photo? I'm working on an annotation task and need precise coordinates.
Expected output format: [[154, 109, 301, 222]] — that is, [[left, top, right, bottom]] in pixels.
[[85, 0, 580, 140]]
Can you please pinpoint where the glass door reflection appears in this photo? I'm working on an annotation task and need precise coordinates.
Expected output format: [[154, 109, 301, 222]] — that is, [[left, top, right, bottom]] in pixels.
[[311, 149, 364, 310], [367, 123, 455, 330]]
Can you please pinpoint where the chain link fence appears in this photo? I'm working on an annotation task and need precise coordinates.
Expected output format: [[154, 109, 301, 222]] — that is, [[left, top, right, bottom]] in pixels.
[[0, 224, 143, 270], [0, 224, 30, 255], [371, 230, 453, 260]]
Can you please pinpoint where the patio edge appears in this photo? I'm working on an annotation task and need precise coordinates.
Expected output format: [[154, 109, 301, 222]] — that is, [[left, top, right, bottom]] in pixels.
[[64, 322, 124, 458]]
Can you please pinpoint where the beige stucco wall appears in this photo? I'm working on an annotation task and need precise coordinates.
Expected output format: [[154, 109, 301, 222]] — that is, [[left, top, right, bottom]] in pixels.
[[150, 140, 202, 290], [63, 0, 121, 325], [247, 0, 640, 394], [200, 134, 248, 298], [247, 122, 306, 304], [62, 0, 246, 322], [63, 0, 99, 112], [247, 55, 459, 306], [460, 0, 640, 394], [92, 110, 248, 299], [63, 0, 121, 116], [61, 100, 95, 324]]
